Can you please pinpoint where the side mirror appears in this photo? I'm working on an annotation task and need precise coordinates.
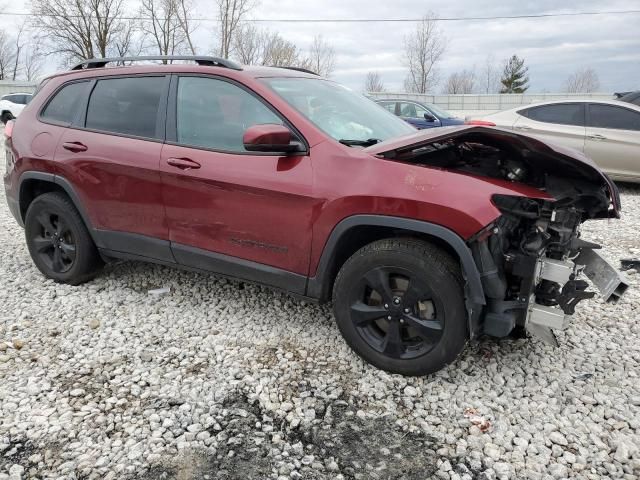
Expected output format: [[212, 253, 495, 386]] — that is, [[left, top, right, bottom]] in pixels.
[[243, 124, 303, 153], [424, 113, 437, 122]]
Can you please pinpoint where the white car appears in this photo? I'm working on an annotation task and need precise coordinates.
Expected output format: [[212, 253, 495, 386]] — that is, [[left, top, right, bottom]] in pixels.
[[0, 92, 32, 124], [468, 99, 640, 182]]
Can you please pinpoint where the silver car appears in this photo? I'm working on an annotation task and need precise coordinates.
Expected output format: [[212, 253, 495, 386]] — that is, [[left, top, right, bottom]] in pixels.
[[469, 100, 640, 182]]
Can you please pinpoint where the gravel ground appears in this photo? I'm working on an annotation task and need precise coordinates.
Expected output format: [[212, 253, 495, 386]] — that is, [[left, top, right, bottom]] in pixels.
[[1, 147, 639, 479]]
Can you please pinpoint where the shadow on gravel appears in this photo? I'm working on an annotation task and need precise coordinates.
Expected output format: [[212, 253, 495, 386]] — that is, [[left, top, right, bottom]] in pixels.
[[135, 393, 455, 480]]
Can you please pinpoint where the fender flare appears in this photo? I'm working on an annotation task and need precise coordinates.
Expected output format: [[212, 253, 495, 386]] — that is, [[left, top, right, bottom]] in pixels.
[[17, 171, 102, 247], [306, 215, 486, 335]]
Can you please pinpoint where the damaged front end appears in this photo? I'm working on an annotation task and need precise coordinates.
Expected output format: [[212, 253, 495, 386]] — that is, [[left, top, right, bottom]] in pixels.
[[365, 125, 628, 344], [472, 194, 628, 345]]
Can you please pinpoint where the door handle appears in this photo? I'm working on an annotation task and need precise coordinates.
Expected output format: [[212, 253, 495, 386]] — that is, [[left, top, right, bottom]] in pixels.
[[166, 157, 201, 170], [588, 134, 607, 141], [62, 141, 88, 153], [515, 125, 532, 131]]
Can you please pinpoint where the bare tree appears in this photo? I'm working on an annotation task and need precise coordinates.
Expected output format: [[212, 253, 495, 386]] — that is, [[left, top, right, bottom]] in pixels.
[[403, 13, 445, 93], [262, 32, 309, 68], [176, 0, 198, 54], [564, 67, 600, 93], [216, 0, 254, 58], [0, 30, 16, 80], [140, 0, 186, 59], [11, 22, 28, 80], [444, 70, 475, 94], [232, 23, 264, 64], [110, 20, 147, 65], [364, 71, 385, 92], [23, 41, 44, 81], [232, 26, 309, 69], [481, 54, 500, 94], [306, 34, 335, 76], [31, 0, 127, 62]]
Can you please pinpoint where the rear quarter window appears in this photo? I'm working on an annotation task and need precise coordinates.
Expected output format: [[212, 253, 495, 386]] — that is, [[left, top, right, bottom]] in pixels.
[[519, 103, 585, 127], [41, 81, 91, 125]]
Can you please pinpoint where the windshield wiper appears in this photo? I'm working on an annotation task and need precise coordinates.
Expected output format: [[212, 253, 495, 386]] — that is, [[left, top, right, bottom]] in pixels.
[[339, 138, 382, 147]]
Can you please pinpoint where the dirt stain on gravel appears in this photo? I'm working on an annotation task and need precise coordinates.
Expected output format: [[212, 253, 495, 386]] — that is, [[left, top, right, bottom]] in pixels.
[[135, 393, 448, 480]]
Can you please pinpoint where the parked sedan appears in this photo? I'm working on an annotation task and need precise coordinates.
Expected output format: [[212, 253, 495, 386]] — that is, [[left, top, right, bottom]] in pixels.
[[467, 100, 640, 182], [618, 91, 640, 106], [375, 99, 464, 129], [0, 92, 32, 123]]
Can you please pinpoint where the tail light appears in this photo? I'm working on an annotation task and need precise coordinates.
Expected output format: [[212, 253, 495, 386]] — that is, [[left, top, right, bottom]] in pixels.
[[4, 119, 14, 138], [465, 120, 496, 127]]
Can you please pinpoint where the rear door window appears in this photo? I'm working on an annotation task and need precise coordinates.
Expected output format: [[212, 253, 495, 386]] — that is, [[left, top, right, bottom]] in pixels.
[[41, 81, 90, 125], [587, 104, 640, 131], [85, 76, 166, 139], [520, 103, 585, 126]]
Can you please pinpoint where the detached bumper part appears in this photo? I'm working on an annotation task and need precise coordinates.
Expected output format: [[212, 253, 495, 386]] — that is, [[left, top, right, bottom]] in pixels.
[[525, 250, 629, 345], [576, 249, 629, 303]]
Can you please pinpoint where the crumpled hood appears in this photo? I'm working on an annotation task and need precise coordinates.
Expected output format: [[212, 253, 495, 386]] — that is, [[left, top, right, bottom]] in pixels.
[[364, 125, 621, 216]]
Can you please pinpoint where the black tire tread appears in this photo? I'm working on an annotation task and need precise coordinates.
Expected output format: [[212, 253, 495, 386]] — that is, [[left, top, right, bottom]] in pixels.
[[25, 192, 102, 285], [332, 236, 467, 376], [333, 237, 463, 301]]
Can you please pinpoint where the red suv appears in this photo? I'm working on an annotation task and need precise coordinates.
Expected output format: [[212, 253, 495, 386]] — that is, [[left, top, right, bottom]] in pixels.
[[3, 56, 628, 375]]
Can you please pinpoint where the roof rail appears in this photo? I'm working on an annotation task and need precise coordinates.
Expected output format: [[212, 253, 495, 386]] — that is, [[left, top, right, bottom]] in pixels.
[[70, 56, 243, 71], [274, 66, 319, 76]]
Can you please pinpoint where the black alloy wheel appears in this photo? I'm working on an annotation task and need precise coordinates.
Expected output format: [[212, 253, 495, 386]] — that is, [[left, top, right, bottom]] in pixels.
[[350, 266, 444, 360], [333, 238, 467, 376], [24, 192, 102, 284], [31, 211, 77, 273]]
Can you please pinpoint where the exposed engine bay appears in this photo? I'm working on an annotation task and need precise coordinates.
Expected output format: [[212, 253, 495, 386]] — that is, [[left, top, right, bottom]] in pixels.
[[388, 131, 619, 219], [470, 195, 628, 344], [375, 127, 628, 344]]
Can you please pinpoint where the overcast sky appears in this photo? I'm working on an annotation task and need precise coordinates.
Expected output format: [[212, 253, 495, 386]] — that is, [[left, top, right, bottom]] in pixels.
[[3, 0, 640, 93]]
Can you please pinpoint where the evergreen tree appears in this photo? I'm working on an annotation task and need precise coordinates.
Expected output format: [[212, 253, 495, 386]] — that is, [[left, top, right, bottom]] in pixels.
[[500, 55, 530, 93]]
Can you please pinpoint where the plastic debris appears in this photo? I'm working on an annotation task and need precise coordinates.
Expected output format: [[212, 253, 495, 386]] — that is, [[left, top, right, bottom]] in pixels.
[[464, 407, 492, 432], [148, 286, 171, 296], [620, 259, 640, 271]]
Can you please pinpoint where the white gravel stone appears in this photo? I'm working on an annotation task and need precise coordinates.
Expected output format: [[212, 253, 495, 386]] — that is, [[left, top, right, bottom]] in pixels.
[[548, 432, 568, 446], [8, 464, 24, 480], [1, 149, 639, 478]]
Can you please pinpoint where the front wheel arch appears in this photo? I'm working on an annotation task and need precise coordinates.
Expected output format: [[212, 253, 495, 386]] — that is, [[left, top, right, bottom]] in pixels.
[[306, 215, 486, 337]]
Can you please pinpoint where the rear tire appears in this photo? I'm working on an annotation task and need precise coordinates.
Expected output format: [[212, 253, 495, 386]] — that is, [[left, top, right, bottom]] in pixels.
[[24, 192, 102, 285], [332, 238, 467, 376], [1, 111, 14, 124]]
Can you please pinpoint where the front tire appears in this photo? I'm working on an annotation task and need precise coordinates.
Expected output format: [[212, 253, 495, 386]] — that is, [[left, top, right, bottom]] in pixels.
[[24, 192, 102, 285], [332, 238, 467, 376]]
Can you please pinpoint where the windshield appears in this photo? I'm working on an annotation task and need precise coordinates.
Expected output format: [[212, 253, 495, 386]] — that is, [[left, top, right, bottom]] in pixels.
[[263, 77, 415, 143], [427, 104, 458, 120]]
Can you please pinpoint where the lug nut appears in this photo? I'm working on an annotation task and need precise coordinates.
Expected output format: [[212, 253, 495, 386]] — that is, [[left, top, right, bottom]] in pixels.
[[404, 308, 410, 313], [387, 316, 392, 320], [393, 298, 400, 305], [384, 303, 389, 309], [399, 318, 404, 324]]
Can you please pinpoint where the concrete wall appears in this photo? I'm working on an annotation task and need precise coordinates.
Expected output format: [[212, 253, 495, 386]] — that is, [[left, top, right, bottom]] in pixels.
[[366, 92, 615, 119], [0, 81, 38, 98]]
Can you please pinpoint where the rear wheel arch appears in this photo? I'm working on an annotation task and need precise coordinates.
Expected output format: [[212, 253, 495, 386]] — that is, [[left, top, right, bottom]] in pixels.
[[18, 172, 100, 246], [307, 215, 486, 334]]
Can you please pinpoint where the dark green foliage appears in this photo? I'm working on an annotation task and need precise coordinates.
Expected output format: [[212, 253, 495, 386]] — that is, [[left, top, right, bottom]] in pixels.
[[500, 55, 530, 93]]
